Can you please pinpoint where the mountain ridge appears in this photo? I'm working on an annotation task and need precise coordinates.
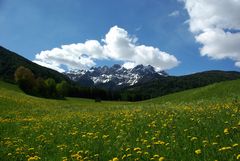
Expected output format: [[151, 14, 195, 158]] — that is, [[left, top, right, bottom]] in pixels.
[[0, 46, 69, 83], [122, 70, 240, 101], [65, 64, 167, 89], [1, 45, 240, 101]]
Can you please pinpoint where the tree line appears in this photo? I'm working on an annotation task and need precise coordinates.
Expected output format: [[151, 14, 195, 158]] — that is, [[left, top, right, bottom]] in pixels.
[[13, 66, 167, 101], [15, 66, 235, 102], [14, 66, 121, 101], [15, 66, 69, 99]]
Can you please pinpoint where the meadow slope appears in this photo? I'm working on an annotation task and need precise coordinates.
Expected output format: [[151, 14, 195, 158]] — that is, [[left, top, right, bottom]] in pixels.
[[0, 80, 239, 161]]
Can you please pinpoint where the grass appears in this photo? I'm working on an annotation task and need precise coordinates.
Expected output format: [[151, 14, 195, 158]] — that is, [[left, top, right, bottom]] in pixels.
[[144, 79, 240, 104], [0, 80, 240, 161]]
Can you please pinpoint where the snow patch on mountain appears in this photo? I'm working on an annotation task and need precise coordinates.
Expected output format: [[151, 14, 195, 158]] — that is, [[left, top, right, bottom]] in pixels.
[[65, 64, 167, 87]]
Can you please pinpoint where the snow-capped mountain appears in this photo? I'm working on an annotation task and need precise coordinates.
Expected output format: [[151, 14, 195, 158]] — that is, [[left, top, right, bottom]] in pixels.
[[65, 64, 167, 89]]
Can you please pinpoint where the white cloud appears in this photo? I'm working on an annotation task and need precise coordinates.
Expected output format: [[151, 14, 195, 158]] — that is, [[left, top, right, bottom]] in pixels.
[[34, 42, 97, 72], [102, 26, 137, 61], [169, 10, 180, 17], [196, 28, 240, 60], [122, 62, 136, 69], [33, 60, 65, 73], [181, 0, 240, 67], [235, 62, 240, 67], [34, 26, 179, 72]]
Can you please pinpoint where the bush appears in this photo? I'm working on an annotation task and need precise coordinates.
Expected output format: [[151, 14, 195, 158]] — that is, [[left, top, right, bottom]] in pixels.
[[14, 66, 67, 99], [56, 81, 69, 97], [35, 77, 47, 97], [14, 66, 35, 94]]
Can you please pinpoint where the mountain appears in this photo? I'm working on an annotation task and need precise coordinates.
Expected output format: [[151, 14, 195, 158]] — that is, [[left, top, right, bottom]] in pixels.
[[122, 70, 240, 101], [1, 45, 240, 102], [65, 64, 167, 89], [65, 63, 240, 101], [145, 79, 240, 104], [0, 46, 69, 83]]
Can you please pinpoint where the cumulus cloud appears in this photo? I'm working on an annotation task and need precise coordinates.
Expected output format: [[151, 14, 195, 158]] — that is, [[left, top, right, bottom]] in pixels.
[[195, 29, 240, 60], [34, 26, 179, 72], [181, 0, 240, 66], [235, 62, 240, 67], [122, 62, 136, 69], [33, 60, 66, 73], [169, 10, 180, 17]]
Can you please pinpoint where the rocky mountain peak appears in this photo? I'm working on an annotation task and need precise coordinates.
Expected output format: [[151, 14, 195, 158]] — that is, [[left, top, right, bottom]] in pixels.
[[65, 64, 167, 88]]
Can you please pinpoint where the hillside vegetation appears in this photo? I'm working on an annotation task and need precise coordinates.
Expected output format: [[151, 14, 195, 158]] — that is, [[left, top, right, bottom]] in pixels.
[[2, 46, 240, 102], [123, 71, 240, 101], [0, 46, 69, 83], [144, 79, 240, 104], [0, 80, 239, 160]]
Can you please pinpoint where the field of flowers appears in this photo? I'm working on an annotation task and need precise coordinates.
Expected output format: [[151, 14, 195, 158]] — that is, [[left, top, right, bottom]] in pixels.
[[0, 81, 240, 161]]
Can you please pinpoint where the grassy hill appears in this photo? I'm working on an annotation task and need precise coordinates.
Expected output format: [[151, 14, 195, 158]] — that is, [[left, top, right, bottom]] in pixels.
[[143, 79, 240, 104], [0, 81, 130, 111], [2, 45, 240, 101], [1, 79, 240, 108], [0, 46, 69, 83], [0, 80, 239, 160], [123, 70, 240, 101]]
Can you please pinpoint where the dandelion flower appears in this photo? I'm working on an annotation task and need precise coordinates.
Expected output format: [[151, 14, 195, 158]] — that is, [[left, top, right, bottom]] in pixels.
[[112, 157, 119, 161], [218, 146, 231, 151], [237, 154, 240, 160], [133, 147, 141, 151], [224, 128, 229, 135], [122, 155, 126, 160], [27, 156, 41, 161], [127, 154, 132, 157], [191, 137, 198, 141], [195, 149, 201, 155], [232, 143, 238, 147], [153, 154, 160, 158]]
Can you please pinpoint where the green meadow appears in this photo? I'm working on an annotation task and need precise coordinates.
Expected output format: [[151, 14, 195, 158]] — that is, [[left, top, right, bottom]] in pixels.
[[0, 80, 239, 161]]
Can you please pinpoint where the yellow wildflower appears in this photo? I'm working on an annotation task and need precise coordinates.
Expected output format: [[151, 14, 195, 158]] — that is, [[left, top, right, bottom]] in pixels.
[[133, 147, 141, 151], [195, 149, 201, 155], [237, 154, 240, 160], [127, 154, 132, 157], [27, 156, 41, 161], [102, 135, 109, 139], [218, 146, 231, 151], [153, 154, 160, 158], [112, 157, 119, 161], [159, 157, 165, 161], [122, 155, 127, 160], [191, 137, 198, 141], [224, 128, 229, 134], [232, 143, 238, 147], [62, 157, 67, 161], [212, 142, 218, 145]]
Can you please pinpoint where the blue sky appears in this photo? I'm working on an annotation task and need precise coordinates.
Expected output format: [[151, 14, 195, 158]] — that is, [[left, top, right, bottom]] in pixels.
[[0, 0, 239, 75]]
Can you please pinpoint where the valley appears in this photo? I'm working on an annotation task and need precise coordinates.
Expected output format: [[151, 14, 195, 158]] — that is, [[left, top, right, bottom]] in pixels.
[[0, 80, 239, 160], [1, 0, 240, 160]]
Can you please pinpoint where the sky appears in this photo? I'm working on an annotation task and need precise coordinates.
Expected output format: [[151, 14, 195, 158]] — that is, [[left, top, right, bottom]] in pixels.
[[0, 0, 240, 75]]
